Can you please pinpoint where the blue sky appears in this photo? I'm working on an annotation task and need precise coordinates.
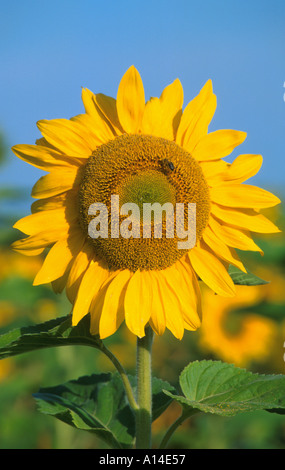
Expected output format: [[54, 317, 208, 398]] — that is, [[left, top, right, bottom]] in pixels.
[[0, 0, 284, 214]]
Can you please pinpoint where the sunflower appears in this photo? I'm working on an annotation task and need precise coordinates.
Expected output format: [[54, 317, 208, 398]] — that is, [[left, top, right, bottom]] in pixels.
[[12, 66, 280, 340], [198, 286, 277, 367]]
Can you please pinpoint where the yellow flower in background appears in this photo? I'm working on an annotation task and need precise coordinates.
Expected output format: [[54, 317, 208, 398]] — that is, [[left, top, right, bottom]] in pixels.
[[0, 248, 61, 324], [0, 248, 41, 325], [0, 359, 13, 382], [0, 299, 17, 382], [0, 248, 42, 282], [12, 66, 280, 340], [199, 286, 278, 367]]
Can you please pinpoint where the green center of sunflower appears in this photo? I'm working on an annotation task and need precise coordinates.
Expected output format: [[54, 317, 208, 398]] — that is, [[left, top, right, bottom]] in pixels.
[[79, 134, 210, 271], [119, 170, 176, 210]]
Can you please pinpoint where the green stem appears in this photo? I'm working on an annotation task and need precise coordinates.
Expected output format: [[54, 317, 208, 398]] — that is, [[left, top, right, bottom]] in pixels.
[[99, 341, 139, 412], [135, 326, 154, 449], [159, 409, 199, 449]]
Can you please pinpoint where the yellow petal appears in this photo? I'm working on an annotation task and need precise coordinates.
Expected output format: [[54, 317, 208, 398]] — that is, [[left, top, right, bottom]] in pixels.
[[12, 144, 80, 170], [88, 270, 121, 335], [211, 203, 281, 234], [156, 270, 185, 339], [209, 215, 263, 253], [12, 244, 44, 257], [81, 88, 97, 116], [177, 259, 202, 317], [142, 79, 183, 140], [89, 295, 103, 336], [116, 66, 145, 133], [176, 80, 216, 151], [71, 112, 114, 147], [51, 270, 70, 294], [202, 225, 246, 272], [37, 119, 93, 157], [31, 191, 76, 213], [12, 229, 67, 255], [33, 229, 85, 286], [124, 270, 152, 337], [189, 241, 236, 297], [93, 93, 124, 135], [199, 160, 229, 186], [13, 208, 75, 235], [35, 137, 57, 149], [88, 275, 115, 335], [173, 261, 202, 329], [191, 130, 247, 161], [210, 184, 281, 209], [223, 154, 263, 183], [82, 88, 120, 137], [72, 260, 109, 325], [66, 242, 94, 303], [99, 270, 131, 339], [148, 272, 166, 336], [31, 167, 82, 199]]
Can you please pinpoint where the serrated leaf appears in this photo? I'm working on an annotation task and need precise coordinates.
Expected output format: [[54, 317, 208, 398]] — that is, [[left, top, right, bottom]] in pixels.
[[0, 314, 103, 359], [34, 373, 176, 448], [164, 360, 285, 417], [228, 265, 269, 286], [34, 373, 135, 449], [33, 373, 176, 449]]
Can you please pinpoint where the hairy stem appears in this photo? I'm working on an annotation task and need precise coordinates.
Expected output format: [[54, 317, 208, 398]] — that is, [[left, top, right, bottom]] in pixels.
[[135, 326, 154, 449]]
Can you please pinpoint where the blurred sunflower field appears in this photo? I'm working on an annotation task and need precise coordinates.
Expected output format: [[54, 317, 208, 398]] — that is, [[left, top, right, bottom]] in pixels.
[[0, 131, 285, 450]]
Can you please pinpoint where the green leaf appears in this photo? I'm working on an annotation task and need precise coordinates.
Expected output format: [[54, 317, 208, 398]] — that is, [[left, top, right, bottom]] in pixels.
[[164, 360, 285, 417], [33, 373, 176, 449], [152, 377, 176, 421], [228, 265, 269, 286], [0, 314, 103, 360], [34, 373, 135, 449]]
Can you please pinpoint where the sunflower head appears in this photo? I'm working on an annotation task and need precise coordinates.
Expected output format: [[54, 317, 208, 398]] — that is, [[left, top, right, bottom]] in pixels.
[[199, 286, 278, 367], [79, 133, 210, 271], [12, 65, 281, 340]]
